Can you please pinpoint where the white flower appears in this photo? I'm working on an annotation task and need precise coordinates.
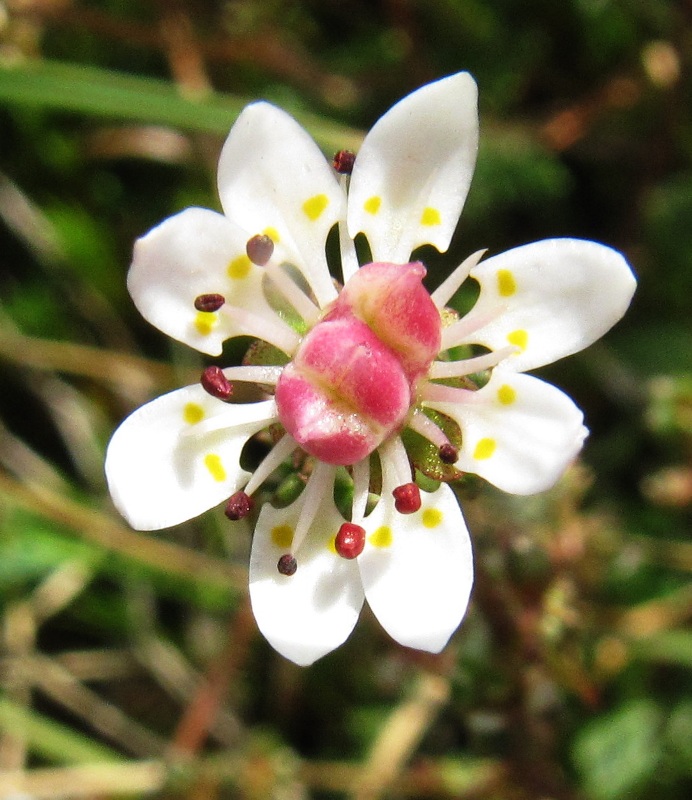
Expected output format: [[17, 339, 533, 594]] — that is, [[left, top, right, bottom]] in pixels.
[[105, 73, 636, 666]]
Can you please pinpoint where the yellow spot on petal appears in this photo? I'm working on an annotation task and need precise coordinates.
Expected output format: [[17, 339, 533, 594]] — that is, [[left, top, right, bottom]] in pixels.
[[507, 329, 528, 352], [369, 525, 393, 549], [227, 254, 252, 280], [263, 226, 281, 243], [194, 311, 218, 336], [420, 206, 441, 226], [363, 195, 381, 215], [303, 193, 329, 221], [328, 535, 338, 555], [271, 524, 294, 549], [183, 402, 205, 425], [204, 453, 226, 482], [497, 269, 517, 297], [497, 384, 517, 405], [473, 438, 496, 460], [422, 508, 443, 528]]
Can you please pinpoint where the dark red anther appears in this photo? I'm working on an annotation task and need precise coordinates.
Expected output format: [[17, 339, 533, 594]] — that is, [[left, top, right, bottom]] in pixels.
[[335, 522, 366, 559], [333, 149, 356, 175], [194, 293, 225, 312], [439, 443, 459, 464], [392, 482, 421, 514], [277, 554, 297, 576], [201, 366, 233, 401], [224, 491, 254, 521], [246, 233, 274, 266]]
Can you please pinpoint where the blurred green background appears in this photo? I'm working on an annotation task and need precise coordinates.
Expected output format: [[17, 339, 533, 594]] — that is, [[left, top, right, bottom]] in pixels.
[[0, 1, 690, 798]]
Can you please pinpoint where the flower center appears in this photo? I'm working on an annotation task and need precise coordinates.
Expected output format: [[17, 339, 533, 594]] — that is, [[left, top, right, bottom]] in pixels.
[[275, 262, 442, 465]]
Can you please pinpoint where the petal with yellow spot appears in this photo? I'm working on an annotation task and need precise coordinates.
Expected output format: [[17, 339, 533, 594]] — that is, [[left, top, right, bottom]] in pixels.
[[369, 525, 393, 548], [363, 196, 381, 215], [420, 207, 441, 226], [422, 508, 443, 528], [227, 254, 252, 280], [204, 453, 227, 482], [497, 384, 517, 405], [473, 438, 496, 460], [497, 269, 516, 297], [183, 402, 205, 425], [507, 329, 528, 351], [271, 524, 294, 549], [303, 194, 329, 221], [263, 226, 281, 243], [195, 311, 218, 336]]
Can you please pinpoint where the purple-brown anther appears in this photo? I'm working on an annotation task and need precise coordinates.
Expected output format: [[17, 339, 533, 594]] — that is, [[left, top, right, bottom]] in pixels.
[[224, 490, 254, 520], [277, 554, 297, 576], [439, 443, 458, 464], [392, 482, 422, 514], [194, 293, 225, 312], [246, 234, 274, 266], [201, 366, 233, 401], [333, 149, 356, 175], [335, 522, 366, 559]]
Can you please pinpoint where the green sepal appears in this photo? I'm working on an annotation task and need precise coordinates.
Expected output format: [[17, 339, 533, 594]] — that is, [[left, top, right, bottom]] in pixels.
[[401, 408, 464, 483]]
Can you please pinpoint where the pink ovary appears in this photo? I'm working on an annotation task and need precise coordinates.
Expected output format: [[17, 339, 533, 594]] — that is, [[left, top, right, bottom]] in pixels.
[[275, 262, 442, 465]]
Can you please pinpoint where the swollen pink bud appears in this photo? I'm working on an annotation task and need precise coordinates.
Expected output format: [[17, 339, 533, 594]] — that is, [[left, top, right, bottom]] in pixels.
[[328, 262, 441, 382], [275, 317, 410, 465], [275, 262, 443, 466]]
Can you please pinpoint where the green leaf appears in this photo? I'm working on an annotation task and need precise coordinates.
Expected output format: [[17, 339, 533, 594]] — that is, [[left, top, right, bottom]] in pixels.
[[664, 701, 692, 776], [0, 59, 362, 154], [572, 699, 663, 800], [0, 510, 102, 590], [0, 697, 122, 764], [634, 630, 692, 669]]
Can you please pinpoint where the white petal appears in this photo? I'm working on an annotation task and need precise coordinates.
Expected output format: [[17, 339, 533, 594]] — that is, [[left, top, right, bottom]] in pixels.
[[359, 480, 473, 653], [128, 208, 277, 356], [249, 492, 364, 666], [348, 73, 478, 263], [217, 102, 343, 308], [426, 369, 588, 495], [105, 387, 277, 530], [449, 239, 636, 372]]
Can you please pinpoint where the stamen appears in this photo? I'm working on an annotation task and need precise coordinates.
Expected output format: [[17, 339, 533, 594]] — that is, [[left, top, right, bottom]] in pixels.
[[431, 249, 486, 308], [222, 365, 284, 386], [219, 303, 300, 355], [277, 554, 297, 576], [264, 262, 321, 325], [194, 293, 225, 312], [335, 522, 365, 559], [407, 408, 453, 450], [420, 381, 478, 405], [351, 458, 370, 523], [379, 436, 414, 488], [246, 233, 274, 266], [179, 398, 277, 439], [201, 366, 233, 401], [290, 461, 337, 556], [224, 491, 254, 520], [440, 303, 508, 353], [333, 149, 356, 175], [243, 434, 298, 497], [392, 483, 421, 514], [338, 174, 360, 284], [429, 345, 518, 379]]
